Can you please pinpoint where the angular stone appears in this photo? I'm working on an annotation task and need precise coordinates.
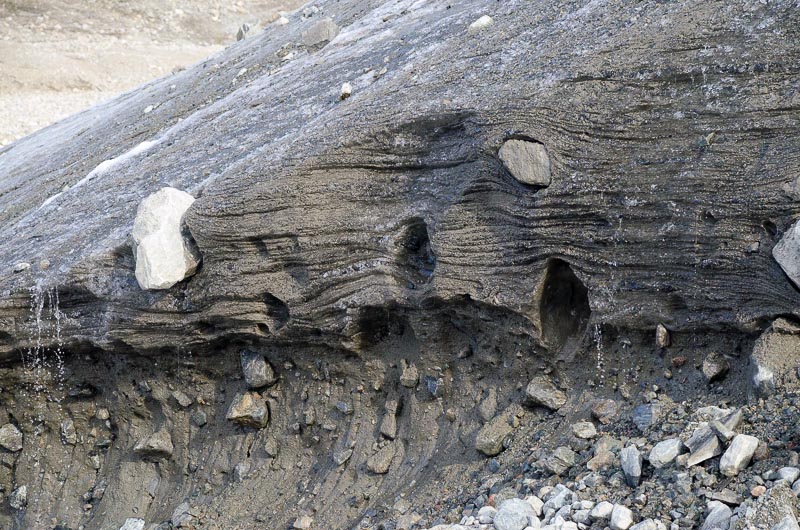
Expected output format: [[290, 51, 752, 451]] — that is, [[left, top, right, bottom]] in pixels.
[[367, 442, 396, 474], [591, 399, 619, 425], [571, 421, 597, 439], [400, 360, 419, 388], [700, 501, 732, 530], [478, 388, 498, 423], [590, 501, 614, 521], [240, 349, 277, 389], [333, 448, 353, 466], [543, 446, 577, 475], [131, 187, 200, 290], [133, 429, 174, 460], [60, 418, 77, 445], [380, 399, 399, 439], [477, 505, 497, 524], [525, 376, 567, 410], [684, 424, 721, 467], [719, 434, 759, 477], [610, 504, 634, 530], [9, 485, 26, 510], [750, 318, 800, 398], [774, 467, 800, 484], [773, 219, 800, 289], [476, 415, 513, 456], [621, 445, 643, 487], [709, 419, 735, 442], [632, 403, 662, 431], [0, 423, 23, 452], [656, 324, 670, 348], [702, 352, 730, 383], [172, 389, 193, 408], [648, 438, 685, 468], [495, 498, 537, 530], [293, 515, 314, 529], [772, 515, 800, 530], [226, 392, 269, 428], [499, 139, 552, 187], [631, 520, 659, 530]]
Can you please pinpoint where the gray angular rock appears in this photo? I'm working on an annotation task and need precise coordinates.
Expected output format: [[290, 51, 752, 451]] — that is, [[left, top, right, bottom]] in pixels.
[[773, 220, 800, 289], [648, 438, 685, 468], [134, 429, 174, 460], [632, 403, 661, 431], [494, 498, 537, 530], [543, 446, 577, 475], [367, 442, 396, 474], [400, 360, 419, 388], [119, 519, 145, 530], [131, 187, 200, 290], [591, 399, 619, 425], [590, 501, 614, 521], [571, 421, 597, 439], [226, 392, 269, 428], [685, 410, 741, 467], [772, 515, 800, 530], [333, 448, 353, 466], [240, 349, 277, 389], [476, 415, 514, 456], [719, 434, 759, 477], [8, 485, 26, 510], [0, 423, 23, 452], [620, 445, 643, 487], [380, 399, 399, 439], [525, 376, 567, 410], [630, 520, 659, 530], [702, 352, 730, 383], [60, 418, 77, 445], [700, 501, 732, 530], [610, 504, 634, 530]]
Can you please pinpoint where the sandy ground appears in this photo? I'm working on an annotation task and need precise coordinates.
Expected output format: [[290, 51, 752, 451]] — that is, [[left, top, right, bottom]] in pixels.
[[0, 0, 303, 146]]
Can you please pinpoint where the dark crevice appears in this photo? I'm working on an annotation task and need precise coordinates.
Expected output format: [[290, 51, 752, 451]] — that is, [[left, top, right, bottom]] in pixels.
[[396, 218, 435, 286], [539, 259, 591, 354]]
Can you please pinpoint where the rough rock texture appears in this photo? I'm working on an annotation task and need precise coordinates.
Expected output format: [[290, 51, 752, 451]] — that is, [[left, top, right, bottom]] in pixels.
[[131, 187, 200, 290], [0, 1, 798, 529]]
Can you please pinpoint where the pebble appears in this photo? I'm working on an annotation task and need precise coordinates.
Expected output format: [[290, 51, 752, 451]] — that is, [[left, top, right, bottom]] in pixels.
[[498, 139, 552, 187], [133, 429, 174, 460], [340, 82, 352, 100], [12, 262, 30, 273], [226, 392, 270, 428], [367, 442, 396, 474], [293, 515, 314, 529], [9, 485, 26, 510], [494, 498, 537, 530], [118, 519, 144, 530], [751, 485, 767, 497], [467, 15, 494, 35], [400, 360, 419, 388]]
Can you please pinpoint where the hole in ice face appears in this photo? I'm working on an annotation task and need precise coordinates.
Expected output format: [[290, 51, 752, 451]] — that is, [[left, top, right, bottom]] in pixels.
[[538, 259, 591, 354], [396, 217, 435, 286]]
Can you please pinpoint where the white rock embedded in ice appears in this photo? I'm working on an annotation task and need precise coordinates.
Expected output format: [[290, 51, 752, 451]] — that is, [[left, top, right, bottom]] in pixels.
[[132, 187, 200, 290]]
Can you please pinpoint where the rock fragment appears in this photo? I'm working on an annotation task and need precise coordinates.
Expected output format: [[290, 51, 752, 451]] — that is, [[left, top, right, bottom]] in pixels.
[[656, 324, 670, 348], [172, 389, 193, 408], [9, 485, 26, 510], [620, 445, 643, 487], [499, 139, 552, 187], [543, 446, 577, 475], [240, 349, 277, 389], [0, 423, 23, 452], [702, 352, 730, 383], [772, 516, 800, 530], [525, 376, 566, 410], [476, 415, 513, 456], [773, 219, 800, 288], [131, 187, 200, 290], [333, 449, 353, 466], [467, 15, 494, 35], [632, 403, 661, 431], [478, 388, 498, 423], [700, 501, 732, 530], [367, 442, 396, 474], [400, 360, 419, 388], [648, 438, 685, 468], [494, 498, 537, 530], [293, 515, 314, 529], [589, 500, 613, 521], [134, 429, 174, 460], [226, 392, 269, 428], [339, 82, 352, 100], [380, 399, 399, 439], [60, 418, 77, 445], [610, 504, 634, 530], [591, 399, 619, 425], [719, 434, 759, 476], [571, 421, 597, 439]]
